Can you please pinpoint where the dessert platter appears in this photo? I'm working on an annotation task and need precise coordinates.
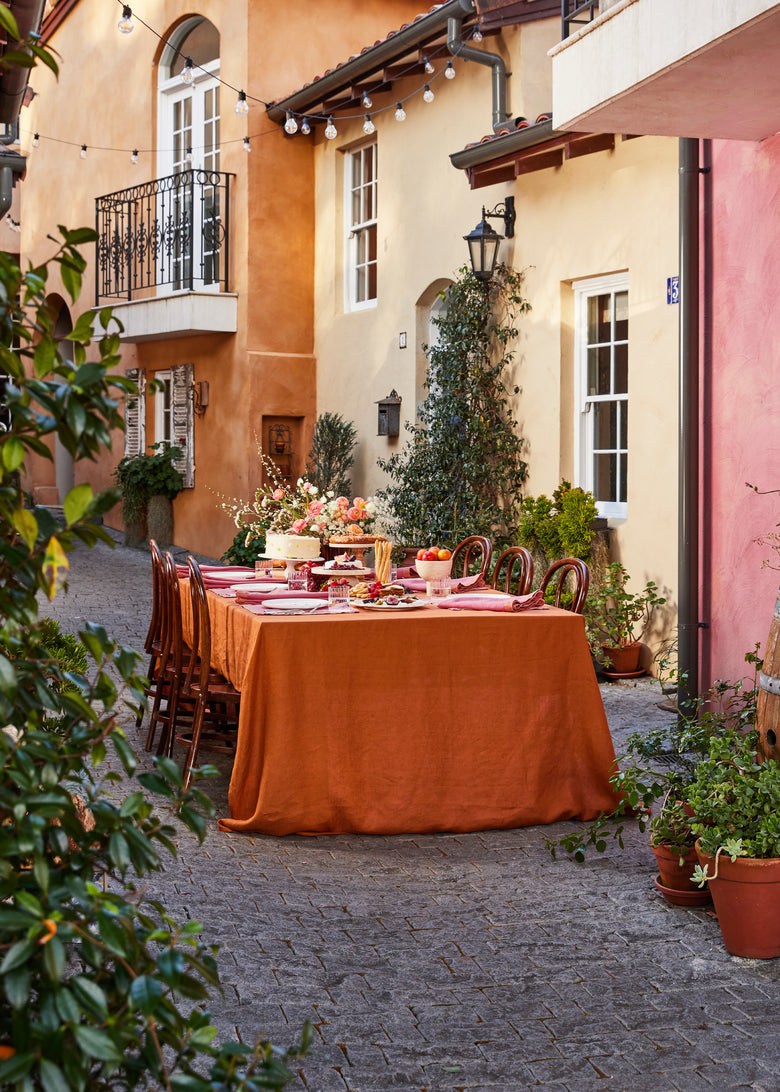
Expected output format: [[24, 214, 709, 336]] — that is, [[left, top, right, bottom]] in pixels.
[[311, 556, 372, 585], [349, 581, 425, 611], [259, 545, 323, 582]]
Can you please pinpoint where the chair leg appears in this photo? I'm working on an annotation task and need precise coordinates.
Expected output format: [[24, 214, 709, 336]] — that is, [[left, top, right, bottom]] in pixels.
[[182, 696, 207, 792], [136, 652, 158, 729]]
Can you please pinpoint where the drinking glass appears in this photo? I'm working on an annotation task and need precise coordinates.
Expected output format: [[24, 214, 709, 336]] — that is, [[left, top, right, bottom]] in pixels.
[[255, 559, 273, 581], [328, 582, 351, 612], [428, 577, 452, 599], [288, 570, 308, 592]]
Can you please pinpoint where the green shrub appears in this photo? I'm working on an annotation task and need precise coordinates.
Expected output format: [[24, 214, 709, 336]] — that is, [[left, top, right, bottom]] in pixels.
[[304, 412, 357, 496], [114, 443, 184, 524]]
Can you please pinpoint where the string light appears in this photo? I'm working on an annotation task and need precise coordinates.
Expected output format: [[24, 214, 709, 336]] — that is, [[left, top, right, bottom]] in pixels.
[[394, 103, 406, 122], [362, 114, 375, 135], [243, 136, 251, 152], [473, 28, 483, 41], [423, 84, 434, 103], [424, 57, 434, 74], [284, 111, 298, 135], [361, 92, 372, 109], [80, 144, 88, 159], [324, 117, 337, 140], [118, 5, 134, 33], [445, 61, 456, 79], [235, 90, 248, 116], [185, 146, 193, 163], [300, 117, 311, 135], [131, 148, 138, 163], [181, 57, 194, 84], [32, 132, 39, 147]]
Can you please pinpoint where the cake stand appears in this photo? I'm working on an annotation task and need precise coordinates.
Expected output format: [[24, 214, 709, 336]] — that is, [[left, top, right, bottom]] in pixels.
[[258, 554, 323, 585]]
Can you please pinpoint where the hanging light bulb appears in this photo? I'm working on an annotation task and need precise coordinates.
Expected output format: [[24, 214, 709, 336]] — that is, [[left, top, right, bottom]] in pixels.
[[423, 56, 434, 75], [423, 84, 434, 104], [300, 117, 311, 135], [445, 61, 456, 79], [185, 146, 193, 164], [181, 57, 194, 84], [361, 91, 372, 110], [394, 103, 406, 122], [363, 114, 375, 136], [32, 132, 39, 147], [284, 111, 298, 135], [473, 28, 483, 41], [131, 148, 138, 164], [236, 90, 249, 116], [243, 136, 251, 152], [118, 5, 134, 33], [324, 116, 337, 140], [80, 144, 87, 159]]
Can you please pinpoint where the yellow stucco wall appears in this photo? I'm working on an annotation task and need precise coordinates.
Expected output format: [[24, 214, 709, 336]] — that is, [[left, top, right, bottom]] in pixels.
[[310, 15, 679, 627]]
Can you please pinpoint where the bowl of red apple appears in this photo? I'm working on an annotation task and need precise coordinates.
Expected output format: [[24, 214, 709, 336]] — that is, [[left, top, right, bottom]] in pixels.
[[414, 546, 453, 581]]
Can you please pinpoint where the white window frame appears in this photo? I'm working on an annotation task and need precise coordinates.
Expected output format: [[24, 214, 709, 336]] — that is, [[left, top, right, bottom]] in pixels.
[[344, 142, 377, 312], [157, 35, 221, 295], [153, 365, 195, 488], [574, 273, 629, 520]]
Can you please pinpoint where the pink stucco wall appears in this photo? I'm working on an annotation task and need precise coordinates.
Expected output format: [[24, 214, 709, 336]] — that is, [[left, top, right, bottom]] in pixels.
[[703, 134, 780, 686]]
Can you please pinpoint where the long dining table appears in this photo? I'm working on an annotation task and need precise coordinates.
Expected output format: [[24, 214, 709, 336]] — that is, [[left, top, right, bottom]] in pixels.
[[182, 587, 620, 836]]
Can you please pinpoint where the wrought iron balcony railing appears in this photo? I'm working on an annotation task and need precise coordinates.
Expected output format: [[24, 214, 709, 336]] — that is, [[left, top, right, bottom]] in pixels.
[[561, 0, 599, 39], [95, 169, 231, 304]]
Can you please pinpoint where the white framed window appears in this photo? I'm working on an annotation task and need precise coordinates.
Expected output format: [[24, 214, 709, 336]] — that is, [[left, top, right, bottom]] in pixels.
[[157, 18, 221, 292], [574, 273, 629, 519], [344, 143, 377, 310]]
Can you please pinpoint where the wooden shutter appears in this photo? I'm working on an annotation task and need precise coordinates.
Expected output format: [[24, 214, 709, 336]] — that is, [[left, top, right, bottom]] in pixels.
[[123, 367, 146, 457], [171, 362, 195, 488]]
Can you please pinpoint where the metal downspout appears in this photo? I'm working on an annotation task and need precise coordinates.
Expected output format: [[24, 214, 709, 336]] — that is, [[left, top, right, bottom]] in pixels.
[[678, 138, 700, 716], [448, 1, 510, 133]]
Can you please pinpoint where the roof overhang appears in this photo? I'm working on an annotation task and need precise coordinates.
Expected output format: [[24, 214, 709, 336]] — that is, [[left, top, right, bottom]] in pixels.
[[0, 0, 48, 126], [450, 118, 615, 188]]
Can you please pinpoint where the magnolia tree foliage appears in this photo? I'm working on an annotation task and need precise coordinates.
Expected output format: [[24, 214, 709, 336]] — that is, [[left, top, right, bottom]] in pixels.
[[377, 264, 530, 548], [0, 15, 309, 1089]]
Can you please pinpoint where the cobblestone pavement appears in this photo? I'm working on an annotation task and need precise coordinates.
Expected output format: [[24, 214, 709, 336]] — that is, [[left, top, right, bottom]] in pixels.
[[39, 530, 780, 1092]]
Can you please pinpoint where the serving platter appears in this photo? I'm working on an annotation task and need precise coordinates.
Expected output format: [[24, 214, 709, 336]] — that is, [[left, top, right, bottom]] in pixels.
[[350, 598, 426, 611], [311, 565, 372, 578], [262, 597, 328, 612]]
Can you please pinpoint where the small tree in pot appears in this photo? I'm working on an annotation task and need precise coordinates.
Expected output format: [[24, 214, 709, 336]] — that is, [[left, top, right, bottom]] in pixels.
[[114, 442, 183, 547], [585, 562, 666, 675]]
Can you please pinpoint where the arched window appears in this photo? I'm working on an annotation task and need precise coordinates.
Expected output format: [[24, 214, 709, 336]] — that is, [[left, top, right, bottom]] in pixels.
[[157, 19, 221, 290]]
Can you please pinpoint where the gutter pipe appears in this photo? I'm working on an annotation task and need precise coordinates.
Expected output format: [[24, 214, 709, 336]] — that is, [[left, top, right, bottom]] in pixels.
[[678, 137, 700, 716], [447, 2, 511, 133]]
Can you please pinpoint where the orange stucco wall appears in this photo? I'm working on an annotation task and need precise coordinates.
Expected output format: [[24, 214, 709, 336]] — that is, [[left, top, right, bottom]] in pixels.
[[19, 0, 422, 559]]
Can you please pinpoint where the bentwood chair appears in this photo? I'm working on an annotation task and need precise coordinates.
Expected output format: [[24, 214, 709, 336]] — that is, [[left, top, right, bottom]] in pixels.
[[450, 535, 493, 579], [491, 546, 534, 596], [136, 540, 165, 729], [145, 551, 194, 756], [539, 557, 590, 614], [174, 557, 241, 791]]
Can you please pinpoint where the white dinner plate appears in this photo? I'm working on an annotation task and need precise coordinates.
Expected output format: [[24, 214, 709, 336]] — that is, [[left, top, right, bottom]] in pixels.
[[262, 598, 328, 612], [204, 570, 251, 582], [350, 598, 425, 611], [230, 582, 283, 593], [311, 565, 373, 577]]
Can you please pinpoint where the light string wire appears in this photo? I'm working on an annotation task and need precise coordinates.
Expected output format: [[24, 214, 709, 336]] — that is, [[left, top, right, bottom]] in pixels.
[[25, 2, 484, 157]]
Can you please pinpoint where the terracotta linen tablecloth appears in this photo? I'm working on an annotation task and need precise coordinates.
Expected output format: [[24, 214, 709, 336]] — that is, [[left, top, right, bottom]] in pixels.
[[186, 591, 619, 836]]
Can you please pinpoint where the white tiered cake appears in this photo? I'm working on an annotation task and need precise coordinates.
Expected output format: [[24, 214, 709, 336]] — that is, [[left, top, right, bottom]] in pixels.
[[265, 533, 321, 560]]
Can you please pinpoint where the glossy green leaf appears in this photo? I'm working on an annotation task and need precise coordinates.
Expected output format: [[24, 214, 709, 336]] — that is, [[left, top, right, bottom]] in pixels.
[[1, 434, 24, 471], [41, 536, 69, 600], [63, 482, 93, 526], [11, 506, 38, 551]]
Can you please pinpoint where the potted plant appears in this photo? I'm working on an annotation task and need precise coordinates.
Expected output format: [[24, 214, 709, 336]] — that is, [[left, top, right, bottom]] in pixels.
[[686, 728, 780, 958], [114, 442, 184, 547], [585, 562, 666, 676], [648, 796, 711, 905]]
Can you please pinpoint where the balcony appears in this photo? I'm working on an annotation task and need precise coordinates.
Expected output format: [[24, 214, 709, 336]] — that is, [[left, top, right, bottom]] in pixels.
[[551, 0, 780, 142], [95, 169, 237, 343]]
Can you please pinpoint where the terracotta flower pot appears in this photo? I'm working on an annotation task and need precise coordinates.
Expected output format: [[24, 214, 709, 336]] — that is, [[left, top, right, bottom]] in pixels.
[[652, 842, 700, 892], [601, 640, 643, 677], [695, 841, 780, 958]]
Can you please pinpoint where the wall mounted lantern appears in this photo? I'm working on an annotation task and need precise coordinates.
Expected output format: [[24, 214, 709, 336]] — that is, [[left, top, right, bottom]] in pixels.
[[376, 390, 402, 437], [464, 196, 516, 282]]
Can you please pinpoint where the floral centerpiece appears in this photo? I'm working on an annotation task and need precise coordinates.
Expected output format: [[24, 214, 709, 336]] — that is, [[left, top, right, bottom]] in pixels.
[[220, 448, 377, 551]]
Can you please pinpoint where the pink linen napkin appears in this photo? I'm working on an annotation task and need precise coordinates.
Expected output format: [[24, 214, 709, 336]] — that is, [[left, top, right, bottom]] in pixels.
[[436, 590, 547, 612], [234, 590, 329, 604], [400, 573, 487, 594]]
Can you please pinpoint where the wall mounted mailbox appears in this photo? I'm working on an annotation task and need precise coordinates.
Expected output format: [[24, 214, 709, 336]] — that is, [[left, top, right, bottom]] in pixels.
[[376, 389, 402, 437]]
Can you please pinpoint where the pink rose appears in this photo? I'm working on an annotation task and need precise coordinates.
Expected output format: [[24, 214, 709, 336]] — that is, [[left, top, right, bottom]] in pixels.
[[272, 488, 285, 501], [347, 506, 364, 521], [352, 497, 366, 508], [307, 500, 324, 516], [290, 519, 307, 534], [335, 496, 349, 511]]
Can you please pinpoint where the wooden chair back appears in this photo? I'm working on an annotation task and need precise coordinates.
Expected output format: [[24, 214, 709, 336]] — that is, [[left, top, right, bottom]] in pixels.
[[491, 546, 534, 596], [450, 535, 493, 578], [539, 557, 590, 614]]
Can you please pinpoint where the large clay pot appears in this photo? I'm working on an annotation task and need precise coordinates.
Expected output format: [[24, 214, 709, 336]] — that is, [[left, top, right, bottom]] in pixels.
[[600, 641, 642, 676], [695, 841, 780, 958], [652, 842, 700, 891], [147, 495, 174, 548]]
